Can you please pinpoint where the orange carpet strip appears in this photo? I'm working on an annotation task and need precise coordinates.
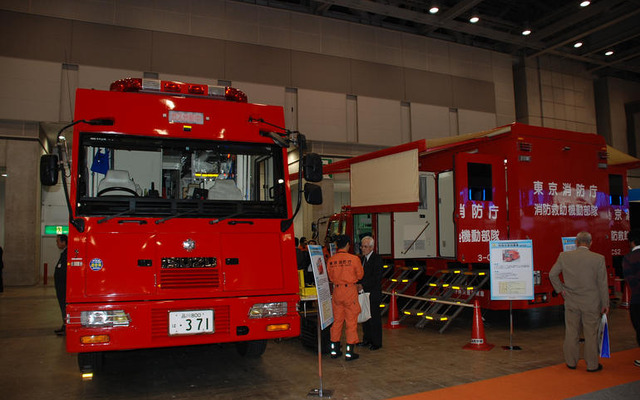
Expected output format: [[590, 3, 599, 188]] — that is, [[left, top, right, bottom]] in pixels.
[[391, 349, 640, 400]]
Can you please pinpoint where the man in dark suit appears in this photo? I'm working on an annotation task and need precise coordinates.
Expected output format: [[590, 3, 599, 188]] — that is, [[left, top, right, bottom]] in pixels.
[[550, 231, 609, 372], [622, 229, 640, 368], [358, 236, 384, 350], [54, 234, 68, 336]]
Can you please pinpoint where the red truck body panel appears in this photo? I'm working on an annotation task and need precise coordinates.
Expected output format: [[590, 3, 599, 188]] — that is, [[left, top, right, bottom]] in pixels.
[[64, 85, 300, 353], [326, 123, 631, 310]]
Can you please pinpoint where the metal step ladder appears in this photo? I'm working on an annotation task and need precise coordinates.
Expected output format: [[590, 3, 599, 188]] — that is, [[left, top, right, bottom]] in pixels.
[[379, 264, 424, 316], [399, 268, 489, 333]]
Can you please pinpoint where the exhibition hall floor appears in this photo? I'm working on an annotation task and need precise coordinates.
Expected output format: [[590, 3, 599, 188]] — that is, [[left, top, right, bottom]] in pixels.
[[1, 286, 638, 400]]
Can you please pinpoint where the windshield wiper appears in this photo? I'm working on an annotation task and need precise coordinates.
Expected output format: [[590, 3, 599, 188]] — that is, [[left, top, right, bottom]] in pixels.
[[210, 204, 247, 225], [155, 208, 203, 224], [97, 200, 135, 224]]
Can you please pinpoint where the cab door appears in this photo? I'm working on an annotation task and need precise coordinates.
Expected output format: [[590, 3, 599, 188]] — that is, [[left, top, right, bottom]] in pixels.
[[454, 153, 507, 264]]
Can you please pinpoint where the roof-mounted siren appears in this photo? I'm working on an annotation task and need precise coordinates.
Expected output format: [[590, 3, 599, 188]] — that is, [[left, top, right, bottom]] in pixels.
[[110, 78, 247, 102]]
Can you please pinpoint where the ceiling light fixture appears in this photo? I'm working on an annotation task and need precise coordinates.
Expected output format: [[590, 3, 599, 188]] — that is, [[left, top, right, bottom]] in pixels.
[[522, 29, 532, 36], [429, 6, 439, 14], [580, 1, 591, 7], [573, 41, 583, 48], [469, 16, 479, 24], [605, 50, 614, 56]]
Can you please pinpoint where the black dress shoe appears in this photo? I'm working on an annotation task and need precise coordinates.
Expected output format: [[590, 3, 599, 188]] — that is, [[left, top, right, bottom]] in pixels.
[[369, 344, 382, 351], [54, 326, 65, 336], [357, 341, 371, 347], [566, 364, 576, 370], [587, 364, 603, 372]]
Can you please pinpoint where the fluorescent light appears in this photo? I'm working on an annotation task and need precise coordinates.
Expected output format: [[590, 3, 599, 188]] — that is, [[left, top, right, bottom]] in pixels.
[[469, 16, 479, 24], [605, 50, 614, 56], [522, 29, 532, 36], [580, 1, 591, 7], [429, 6, 439, 14], [573, 42, 583, 48]]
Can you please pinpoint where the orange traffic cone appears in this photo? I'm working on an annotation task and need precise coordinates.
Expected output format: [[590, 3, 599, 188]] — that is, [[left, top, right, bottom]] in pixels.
[[463, 299, 494, 351], [384, 290, 405, 329], [620, 284, 631, 310]]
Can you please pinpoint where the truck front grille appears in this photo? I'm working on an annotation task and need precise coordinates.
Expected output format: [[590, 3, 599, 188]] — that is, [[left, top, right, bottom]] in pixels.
[[159, 268, 220, 289]]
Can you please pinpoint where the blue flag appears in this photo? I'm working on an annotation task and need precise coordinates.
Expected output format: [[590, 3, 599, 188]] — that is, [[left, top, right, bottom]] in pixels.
[[90, 149, 110, 175]]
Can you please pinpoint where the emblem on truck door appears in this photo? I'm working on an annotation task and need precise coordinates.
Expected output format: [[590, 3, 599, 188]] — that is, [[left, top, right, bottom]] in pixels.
[[183, 239, 196, 252]]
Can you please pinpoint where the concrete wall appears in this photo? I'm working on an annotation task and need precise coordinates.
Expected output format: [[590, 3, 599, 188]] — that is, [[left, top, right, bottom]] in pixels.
[[595, 77, 640, 188], [0, 2, 514, 134], [514, 56, 598, 134], [598, 78, 640, 155], [0, 127, 42, 285]]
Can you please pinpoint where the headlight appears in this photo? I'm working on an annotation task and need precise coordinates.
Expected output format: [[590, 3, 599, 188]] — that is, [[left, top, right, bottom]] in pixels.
[[80, 310, 130, 327], [248, 302, 288, 319]]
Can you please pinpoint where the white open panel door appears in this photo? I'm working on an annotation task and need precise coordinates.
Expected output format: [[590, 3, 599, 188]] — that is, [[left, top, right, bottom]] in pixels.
[[438, 171, 455, 258], [393, 172, 437, 259], [350, 148, 419, 209]]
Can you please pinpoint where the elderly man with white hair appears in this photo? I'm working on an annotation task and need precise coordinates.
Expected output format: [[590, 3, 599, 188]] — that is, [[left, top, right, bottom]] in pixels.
[[357, 236, 384, 350], [549, 231, 610, 372]]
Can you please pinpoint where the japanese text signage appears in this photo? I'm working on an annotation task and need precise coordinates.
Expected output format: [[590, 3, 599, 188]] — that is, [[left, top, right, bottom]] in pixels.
[[531, 180, 600, 217], [458, 203, 501, 244]]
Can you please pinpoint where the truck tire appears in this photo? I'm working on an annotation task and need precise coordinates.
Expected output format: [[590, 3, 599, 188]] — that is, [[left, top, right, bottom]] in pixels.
[[235, 340, 267, 358], [78, 352, 104, 373]]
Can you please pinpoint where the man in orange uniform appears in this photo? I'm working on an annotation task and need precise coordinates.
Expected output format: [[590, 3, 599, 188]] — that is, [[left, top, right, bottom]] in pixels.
[[327, 235, 364, 361]]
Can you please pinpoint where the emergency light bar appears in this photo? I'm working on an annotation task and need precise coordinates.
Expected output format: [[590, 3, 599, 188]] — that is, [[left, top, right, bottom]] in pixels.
[[109, 78, 248, 103]]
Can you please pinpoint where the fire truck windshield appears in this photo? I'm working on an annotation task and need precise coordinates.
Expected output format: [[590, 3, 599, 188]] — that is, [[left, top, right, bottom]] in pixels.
[[75, 132, 288, 220]]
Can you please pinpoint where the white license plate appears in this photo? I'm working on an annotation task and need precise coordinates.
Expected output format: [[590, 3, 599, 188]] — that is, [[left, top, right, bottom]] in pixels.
[[169, 309, 214, 335]]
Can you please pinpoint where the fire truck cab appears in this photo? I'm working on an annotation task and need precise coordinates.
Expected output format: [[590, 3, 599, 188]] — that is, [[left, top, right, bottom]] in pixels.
[[41, 78, 323, 373]]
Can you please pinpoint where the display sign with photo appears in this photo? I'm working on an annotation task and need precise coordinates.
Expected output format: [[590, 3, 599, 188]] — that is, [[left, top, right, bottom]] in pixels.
[[562, 237, 577, 252], [308, 245, 334, 329], [489, 240, 534, 301]]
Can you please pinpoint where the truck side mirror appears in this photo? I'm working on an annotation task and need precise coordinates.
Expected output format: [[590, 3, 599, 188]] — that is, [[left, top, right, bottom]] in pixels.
[[303, 153, 323, 183], [304, 183, 322, 205], [40, 154, 59, 186]]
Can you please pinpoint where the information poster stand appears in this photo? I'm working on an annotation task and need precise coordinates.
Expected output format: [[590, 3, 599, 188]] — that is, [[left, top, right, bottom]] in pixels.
[[489, 240, 534, 351], [562, 237, 576, 252], [307, 245, 334, 398]]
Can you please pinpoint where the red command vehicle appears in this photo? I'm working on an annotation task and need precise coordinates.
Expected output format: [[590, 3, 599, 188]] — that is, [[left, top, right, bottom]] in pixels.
[[40, 78, 322, 373], [322, 123, 638, 310]]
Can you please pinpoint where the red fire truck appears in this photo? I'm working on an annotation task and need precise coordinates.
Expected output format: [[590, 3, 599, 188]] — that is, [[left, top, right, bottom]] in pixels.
[[321, 123, 639, 311], [40, 78, 322, 373]]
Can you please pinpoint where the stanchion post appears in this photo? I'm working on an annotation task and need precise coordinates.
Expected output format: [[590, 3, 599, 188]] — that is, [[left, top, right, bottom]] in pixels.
[[43, 263, 48, 285], [308, 314, 333, 398], [502, 300, 522, 351]]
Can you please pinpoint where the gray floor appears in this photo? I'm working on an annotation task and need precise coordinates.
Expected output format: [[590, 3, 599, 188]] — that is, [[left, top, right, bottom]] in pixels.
[[0, 285, 638, 400]]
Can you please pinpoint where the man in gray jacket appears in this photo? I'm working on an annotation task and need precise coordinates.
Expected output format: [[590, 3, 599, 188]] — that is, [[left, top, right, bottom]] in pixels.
[[549, 231, 609, 372]]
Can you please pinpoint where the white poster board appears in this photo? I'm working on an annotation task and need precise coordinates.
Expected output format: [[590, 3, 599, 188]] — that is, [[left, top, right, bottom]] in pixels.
[[308, 245, 334, 329], [562, 237, 576, 252], [329, 243, 337, 257], [489, 240, 534, 301]]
